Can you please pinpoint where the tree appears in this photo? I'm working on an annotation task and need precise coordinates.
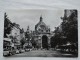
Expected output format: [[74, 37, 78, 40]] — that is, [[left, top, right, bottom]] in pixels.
[[20, 38, 26, 48], [4, 13, 13, 38], [31, 37, 37, 48], [51, 10, 78, 50], [62, 10, 78, 43]]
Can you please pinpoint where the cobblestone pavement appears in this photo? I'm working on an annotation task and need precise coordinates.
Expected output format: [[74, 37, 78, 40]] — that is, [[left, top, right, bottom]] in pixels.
[[9, 49, 76, 57]]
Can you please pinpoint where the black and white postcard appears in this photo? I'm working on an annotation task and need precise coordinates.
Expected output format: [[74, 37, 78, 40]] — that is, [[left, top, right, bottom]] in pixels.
[[3, 9, 78, 57]]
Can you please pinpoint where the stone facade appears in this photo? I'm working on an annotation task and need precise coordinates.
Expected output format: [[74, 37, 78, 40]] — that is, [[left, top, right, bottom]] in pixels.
[[33, 16, 53, 49]]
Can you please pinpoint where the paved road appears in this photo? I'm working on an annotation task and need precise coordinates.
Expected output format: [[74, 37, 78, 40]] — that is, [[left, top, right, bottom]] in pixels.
[[10, 49, 76, 57]]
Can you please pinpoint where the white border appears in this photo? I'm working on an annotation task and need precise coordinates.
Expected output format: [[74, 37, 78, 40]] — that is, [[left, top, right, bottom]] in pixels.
[[0, 0, 80, 60]]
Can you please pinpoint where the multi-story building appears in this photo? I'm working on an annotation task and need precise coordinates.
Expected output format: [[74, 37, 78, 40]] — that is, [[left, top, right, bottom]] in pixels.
[[11, 23, 21, 49], [4, 13, 25, 49]]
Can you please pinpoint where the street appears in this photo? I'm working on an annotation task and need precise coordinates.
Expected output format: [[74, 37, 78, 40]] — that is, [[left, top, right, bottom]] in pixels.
[[10, 49, 76, 57]]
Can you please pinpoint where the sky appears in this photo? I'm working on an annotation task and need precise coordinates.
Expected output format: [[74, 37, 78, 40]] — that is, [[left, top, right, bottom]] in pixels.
[[6, 9, 64, 32]]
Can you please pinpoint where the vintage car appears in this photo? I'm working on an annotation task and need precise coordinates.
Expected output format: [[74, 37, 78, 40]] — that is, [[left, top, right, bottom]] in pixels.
[[3, 49, 10, 56], [10, 48, 16, 55], [3, 38, 16, 56], [19, 49, 25, 53], [16, 49, 20, 54], [25, 48, 30, 52]]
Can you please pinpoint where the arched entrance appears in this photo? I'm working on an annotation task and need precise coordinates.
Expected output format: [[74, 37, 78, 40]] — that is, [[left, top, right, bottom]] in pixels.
[[42, 35, 48, 49]]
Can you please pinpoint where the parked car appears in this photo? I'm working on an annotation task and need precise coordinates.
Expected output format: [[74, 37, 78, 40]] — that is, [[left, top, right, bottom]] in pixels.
[[3, 47, 16, 56], [9, 48, 16, 55], [3, 38, 16, 56], [16, 49, 20, 54], [3, 49, 10, 56], [24, 45, 32, 52], [20, 49, 25, 53], [25, 49, 30, 52]]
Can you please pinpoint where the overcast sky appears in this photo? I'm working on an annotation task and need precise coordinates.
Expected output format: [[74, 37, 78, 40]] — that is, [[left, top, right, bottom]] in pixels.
[[6, 9, 64, 32]]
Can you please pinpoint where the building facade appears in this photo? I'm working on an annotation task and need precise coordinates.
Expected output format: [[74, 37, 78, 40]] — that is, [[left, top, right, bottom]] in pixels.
[[11, 23, 21, 49], [33, 16, 53, 49], [4, 13, 25, 50]]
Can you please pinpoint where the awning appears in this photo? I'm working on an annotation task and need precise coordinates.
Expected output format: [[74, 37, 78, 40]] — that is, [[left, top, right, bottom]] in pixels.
[[3, 38, 11, 41]]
